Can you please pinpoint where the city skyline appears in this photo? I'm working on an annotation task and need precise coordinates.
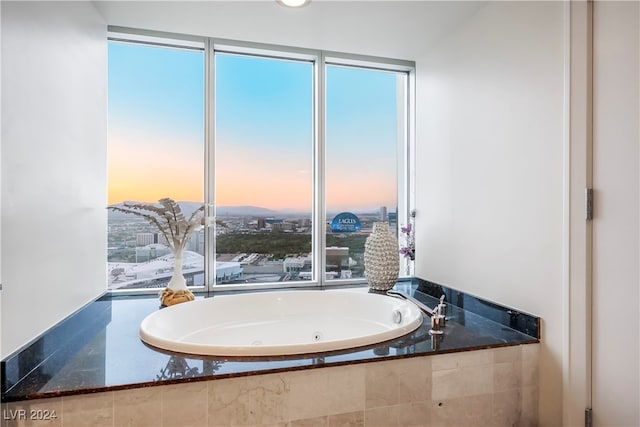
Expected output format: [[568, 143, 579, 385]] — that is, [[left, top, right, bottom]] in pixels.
[[108, 200, 394, 217], [108, 41, 401, 211]]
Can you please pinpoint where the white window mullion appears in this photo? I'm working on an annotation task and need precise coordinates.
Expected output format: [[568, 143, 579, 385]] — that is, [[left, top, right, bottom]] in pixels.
[[205, 38, 217, 292], [315, 53, 327, 287]]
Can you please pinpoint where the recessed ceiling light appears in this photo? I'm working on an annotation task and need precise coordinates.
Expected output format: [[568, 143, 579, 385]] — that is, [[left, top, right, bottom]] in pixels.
[[278, 0, 310, 7]]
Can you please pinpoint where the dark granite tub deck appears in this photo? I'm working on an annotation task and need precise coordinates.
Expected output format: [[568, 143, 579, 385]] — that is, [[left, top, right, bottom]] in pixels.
[[1, 278, 539, 402]]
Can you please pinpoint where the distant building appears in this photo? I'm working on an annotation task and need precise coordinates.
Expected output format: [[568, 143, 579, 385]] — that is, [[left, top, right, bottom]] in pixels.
[[379, 206, 388, 221], [185, 229, 205, 254], [388, 211, 398, 236], [271, 222, 294, 232], [135, 243, 171, 262], [326, 246, 350, 272], [283, 256, 311, 273], [215, 262, 243, 283], [136, 232, 158, 247]]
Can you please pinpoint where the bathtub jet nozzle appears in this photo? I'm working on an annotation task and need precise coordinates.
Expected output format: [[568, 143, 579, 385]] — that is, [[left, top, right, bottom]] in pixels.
[[392, 309, 403, 324]]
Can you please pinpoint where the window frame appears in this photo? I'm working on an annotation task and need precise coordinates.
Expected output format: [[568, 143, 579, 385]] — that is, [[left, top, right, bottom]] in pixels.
[[107, 27, 415, 294]]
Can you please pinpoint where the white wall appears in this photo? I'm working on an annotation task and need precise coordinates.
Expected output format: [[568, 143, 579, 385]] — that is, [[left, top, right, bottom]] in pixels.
[[416, 2, 565, 424], [1, 1, 107, 358], [592, 1, 639, 425]]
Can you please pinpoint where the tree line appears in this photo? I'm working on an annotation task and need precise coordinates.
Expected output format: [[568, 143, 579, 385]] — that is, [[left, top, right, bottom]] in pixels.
[[216, 232, 368, 259]]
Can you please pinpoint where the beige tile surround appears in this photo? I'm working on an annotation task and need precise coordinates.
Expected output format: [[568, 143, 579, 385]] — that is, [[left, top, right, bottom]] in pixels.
[[1, 344, 539, 427]]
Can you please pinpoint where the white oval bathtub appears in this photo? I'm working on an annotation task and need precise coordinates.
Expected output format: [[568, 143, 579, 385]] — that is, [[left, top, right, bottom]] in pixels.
[[139, 290, 423, 356]]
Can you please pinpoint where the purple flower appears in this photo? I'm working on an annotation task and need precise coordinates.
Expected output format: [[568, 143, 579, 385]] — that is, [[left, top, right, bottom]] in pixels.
[[399, 219, 415, 260]]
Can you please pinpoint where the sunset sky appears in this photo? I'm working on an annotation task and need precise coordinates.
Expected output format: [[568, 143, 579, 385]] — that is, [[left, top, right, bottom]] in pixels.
[[108, 42, 400, 211]]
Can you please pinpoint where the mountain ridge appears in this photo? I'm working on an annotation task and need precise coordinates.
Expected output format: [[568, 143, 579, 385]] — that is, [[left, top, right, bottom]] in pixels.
[[108, 202, 305, 218], [108, 201, 382, 218]]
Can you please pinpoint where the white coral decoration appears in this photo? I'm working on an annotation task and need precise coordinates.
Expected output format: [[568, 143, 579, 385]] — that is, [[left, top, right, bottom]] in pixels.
[[364, 222, 400, 291], [108, 198, 204, 292]]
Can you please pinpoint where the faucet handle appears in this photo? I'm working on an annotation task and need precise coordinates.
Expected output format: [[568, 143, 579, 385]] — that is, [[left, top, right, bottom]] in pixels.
[[431, 295, 446, 316], [429, 295, 447, 335], [436, 295, 447, 327], [429, 314, 444, 335]]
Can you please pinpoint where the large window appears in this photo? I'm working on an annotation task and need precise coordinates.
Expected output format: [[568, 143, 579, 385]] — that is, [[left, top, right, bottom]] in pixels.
[[214, 53, 314, 286], [107, 36, 205, 291], [107, 30, 414, 292], [325, 64, 408, 282]]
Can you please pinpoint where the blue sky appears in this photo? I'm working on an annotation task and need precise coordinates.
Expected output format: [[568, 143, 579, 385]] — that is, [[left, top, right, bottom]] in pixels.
[[108, 43, 204, 142], [108, 41, 401, 211]]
